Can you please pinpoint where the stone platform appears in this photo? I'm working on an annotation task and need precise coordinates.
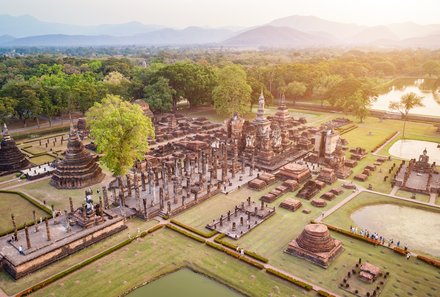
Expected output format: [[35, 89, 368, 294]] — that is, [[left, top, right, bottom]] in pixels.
[[206, 198, 275, 239], [0, 214, 126, 279]]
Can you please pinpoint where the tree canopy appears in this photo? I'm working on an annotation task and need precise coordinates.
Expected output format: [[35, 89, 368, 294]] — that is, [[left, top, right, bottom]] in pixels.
[[86, 95, 155, 176], [212, 65, 251, 117]]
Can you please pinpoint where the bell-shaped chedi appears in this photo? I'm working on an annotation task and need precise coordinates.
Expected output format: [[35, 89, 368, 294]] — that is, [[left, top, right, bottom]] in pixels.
[[286, 223, 343, 268], [51, 124, 105, 189], [0, 124, 30, 173]]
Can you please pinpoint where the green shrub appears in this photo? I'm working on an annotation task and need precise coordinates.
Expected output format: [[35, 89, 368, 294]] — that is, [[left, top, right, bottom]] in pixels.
[[416, 255, 440, 268], [165, 224, 206, 243], [239, 256, 265, 269], [170, 219, 217, 238], [266, 268, 312, 291], [244, 250, 269, 263], [317, 290, 336, 297]]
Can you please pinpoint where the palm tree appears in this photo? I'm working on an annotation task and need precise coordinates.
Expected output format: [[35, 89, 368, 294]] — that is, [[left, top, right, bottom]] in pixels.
[[389, 92, 424, 139]]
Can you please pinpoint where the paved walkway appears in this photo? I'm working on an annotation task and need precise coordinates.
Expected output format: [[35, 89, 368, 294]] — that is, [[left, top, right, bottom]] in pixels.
[[390, 185, 400, 196], [0, 175, 51, 191]]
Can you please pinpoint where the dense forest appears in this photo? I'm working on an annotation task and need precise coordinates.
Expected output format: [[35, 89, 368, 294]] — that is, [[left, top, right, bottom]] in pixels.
[[1, 48, 440, 126]]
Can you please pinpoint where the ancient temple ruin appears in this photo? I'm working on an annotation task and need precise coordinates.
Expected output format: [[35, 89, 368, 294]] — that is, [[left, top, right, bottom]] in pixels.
[[286, 223, 343, 268], [393, 148, 440, 194], [0, 191, 125, 279], [51, 125, 105, 189], [0, 124, 30, 174]]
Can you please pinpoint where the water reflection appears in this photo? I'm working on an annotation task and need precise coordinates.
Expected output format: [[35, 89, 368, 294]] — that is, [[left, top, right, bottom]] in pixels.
[[372, 78, 440, 116], [351, 204, 440, 257]]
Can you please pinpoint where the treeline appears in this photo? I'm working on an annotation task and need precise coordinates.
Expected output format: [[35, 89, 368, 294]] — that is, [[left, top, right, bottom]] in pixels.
[[0, 49, 439, 126]]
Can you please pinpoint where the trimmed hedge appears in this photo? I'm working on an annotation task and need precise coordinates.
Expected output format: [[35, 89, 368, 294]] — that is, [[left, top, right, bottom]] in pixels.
[[325, 224, 380, 246], [204, 241, 264, 269], [170, 219, 217, 238], [165, 224, 206, 243], [266, 268, 313, 291], [337, 124, 358, 135], [416, 255, 440, 268], [317, 290, 336, 297], [392, 247, 408, 256], [213, 233, 269, 263], [139, 224, 164, 238], [371, 131, 398, 153]]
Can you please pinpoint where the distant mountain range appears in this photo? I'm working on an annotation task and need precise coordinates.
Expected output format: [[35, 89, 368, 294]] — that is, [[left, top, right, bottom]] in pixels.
[[1, 14, 440, 48]]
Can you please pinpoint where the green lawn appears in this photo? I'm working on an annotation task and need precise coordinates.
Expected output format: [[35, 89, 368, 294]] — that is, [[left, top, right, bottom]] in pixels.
[[395, 190, 431, 203], [0, 192, 48, 234], [29, 228, 314, 297], [29, 154, 56, 165]]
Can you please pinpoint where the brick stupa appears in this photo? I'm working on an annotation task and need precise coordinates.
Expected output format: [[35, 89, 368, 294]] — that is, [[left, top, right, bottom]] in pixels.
[[51, 124, 104, 189], [286, 224, 343, 268], [0, 124, 30, 173]]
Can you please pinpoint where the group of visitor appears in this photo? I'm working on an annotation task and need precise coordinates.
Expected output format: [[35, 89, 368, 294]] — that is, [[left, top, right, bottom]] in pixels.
[[349, 225, 409, 251]]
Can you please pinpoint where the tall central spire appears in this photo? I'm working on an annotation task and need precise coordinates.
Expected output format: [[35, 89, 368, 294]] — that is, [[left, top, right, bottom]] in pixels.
[[256, 90, 265, 122]]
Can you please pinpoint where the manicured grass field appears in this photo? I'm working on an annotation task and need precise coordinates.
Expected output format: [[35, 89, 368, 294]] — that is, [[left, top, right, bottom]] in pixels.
[[0, 192, 48, 234], [28, 228, 314, 297], [29, 154, 56, 165], [395, 190, 431, 203]]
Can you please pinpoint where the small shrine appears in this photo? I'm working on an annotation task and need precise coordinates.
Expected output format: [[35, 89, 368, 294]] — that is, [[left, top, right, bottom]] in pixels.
[[51, 124, 105, 189]]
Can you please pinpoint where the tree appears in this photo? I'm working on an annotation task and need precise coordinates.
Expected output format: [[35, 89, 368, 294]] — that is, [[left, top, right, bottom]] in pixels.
[[143, 77, 175, 112], [0, 97, 16, 124], [344, 90, 370, 123], [423, 60, 440, 77], [313, 75, 343, 106], [285, 81, 306, 105], [212, 65, 251, 117], [86, 95, 155, 177], [103, 71, 131, 99], [389, 92, 424, 138]]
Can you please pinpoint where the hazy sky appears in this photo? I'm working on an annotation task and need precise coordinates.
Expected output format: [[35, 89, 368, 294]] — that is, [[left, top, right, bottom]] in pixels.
[[1, 0, 438, 27]]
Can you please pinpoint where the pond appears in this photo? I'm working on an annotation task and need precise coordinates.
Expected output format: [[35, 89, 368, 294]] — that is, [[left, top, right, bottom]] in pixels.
[[371, 78, 440, 117], [351, 204, 440, 257], [126, 268, 243, 297], [388, 139, 440, 163]]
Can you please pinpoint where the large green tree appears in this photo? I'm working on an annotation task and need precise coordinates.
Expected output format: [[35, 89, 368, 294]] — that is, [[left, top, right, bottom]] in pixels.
[[389, 92, 424, 138], [0, 97, 16, 125], [285, 81, 306, 105], [212, 65, 251, 117], [86, 95, 155, 176], [143, 77, 175, 112]]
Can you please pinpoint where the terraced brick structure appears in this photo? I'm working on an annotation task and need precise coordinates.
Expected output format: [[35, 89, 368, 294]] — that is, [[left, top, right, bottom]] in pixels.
[[51, 124, 104, 189], [0, 124, 30, 174], [286, 223, 343, 268]]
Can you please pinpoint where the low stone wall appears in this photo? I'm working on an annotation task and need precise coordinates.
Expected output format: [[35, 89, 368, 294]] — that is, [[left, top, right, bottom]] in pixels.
[[2, 218, 126, 279]]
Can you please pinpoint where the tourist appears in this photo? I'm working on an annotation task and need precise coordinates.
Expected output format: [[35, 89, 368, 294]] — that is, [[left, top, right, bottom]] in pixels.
[[18, 245, 24, 255], [240, 249, 244, 256], [406, 253, 411, 260], [397, 241, 400, 247]]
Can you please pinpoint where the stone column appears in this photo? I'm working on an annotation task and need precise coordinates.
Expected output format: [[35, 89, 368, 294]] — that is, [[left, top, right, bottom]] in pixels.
[[32, 210, 38, 232], [134, 172, 142, 211], [69, 197, 74, 213], [126, 174, 132, 197], [24, 224, 31, 249], [141, 171, 146, 191], [99, 196, 103, 216], [103, 187, 109, 209], [241, 154, 246, 174], [143, 198, 148, 219], [45, 218, 51, 241], [11, 214, 17, 241]]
